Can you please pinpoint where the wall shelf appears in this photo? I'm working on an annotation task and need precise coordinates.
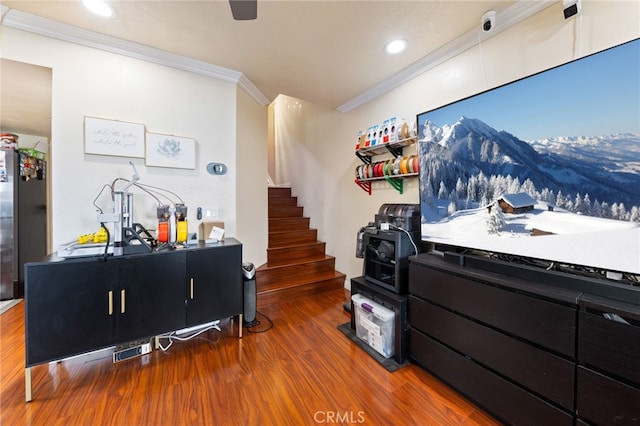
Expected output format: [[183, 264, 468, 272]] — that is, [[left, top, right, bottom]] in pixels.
[[354, 173, 419, 195], [356, 137, 417, 160], [354, 134, 419, 195]]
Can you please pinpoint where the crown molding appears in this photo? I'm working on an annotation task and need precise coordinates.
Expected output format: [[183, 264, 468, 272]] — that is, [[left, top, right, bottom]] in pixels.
[[337, 0, 557, 113], [1, 5, 9, 21], [2, 1, 557, 112], [238, 74, 270, 105], [1, 7, 270, 106]]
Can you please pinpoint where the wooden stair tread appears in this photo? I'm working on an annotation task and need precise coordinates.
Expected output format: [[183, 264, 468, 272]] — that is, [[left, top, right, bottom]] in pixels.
[[256, 267, 342, 289], [257, 270, 346, 293], [269, 225, 309, 233], [261, 186, 345, 305], [256, 256, 337, 289], [268, 218, 310, 232], [266, 241, 326, 265], [256, 273, 345, 307], [268, 206, 304, 218], [268, 187, 291, 194], [263, 254, 328, 268], [269, 217, 309, 223], [256, 254, 334, 271], [266, 240, 325, 250], [268, 205, 302, 211], [268, 197, 298, 206], [268, 228, 316, 236], [268, 229, 317, 247]]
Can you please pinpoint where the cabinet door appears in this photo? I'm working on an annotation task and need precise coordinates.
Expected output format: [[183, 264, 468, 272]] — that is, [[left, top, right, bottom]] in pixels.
[[25, 259, 117, 366], [114, 251, 186, 342], [186, 245, 242, 326]]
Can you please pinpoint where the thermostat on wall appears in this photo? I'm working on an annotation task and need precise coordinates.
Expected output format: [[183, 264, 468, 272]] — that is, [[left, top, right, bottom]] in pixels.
[[207, 162, 227, 175]]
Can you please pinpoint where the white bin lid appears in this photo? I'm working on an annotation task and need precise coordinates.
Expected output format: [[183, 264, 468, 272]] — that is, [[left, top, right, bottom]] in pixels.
[[351, 293, 395, 321]]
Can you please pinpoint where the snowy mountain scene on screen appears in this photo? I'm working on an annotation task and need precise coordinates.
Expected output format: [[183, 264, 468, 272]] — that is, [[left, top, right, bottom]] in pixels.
[[420, 117, 640, 213], [417, 39, 639, 275]]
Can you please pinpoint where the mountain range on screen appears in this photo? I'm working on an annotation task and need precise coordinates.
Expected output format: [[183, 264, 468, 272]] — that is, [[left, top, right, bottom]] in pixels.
[[419, 116, 640, 213]]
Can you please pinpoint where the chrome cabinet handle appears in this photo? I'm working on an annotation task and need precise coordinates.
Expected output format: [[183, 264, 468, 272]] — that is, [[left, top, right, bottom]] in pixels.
[[108, 291, 113, 315], [121, 289, 126, 314]]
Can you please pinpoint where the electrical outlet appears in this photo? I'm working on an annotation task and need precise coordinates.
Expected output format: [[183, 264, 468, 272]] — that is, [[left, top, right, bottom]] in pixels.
[[201, 206, 218, 219]]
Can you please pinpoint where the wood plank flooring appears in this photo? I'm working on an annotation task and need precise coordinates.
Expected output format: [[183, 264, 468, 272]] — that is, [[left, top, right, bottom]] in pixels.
[[0, 289, 499, 425]]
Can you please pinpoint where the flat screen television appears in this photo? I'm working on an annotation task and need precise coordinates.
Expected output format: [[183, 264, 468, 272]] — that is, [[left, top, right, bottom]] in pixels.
[[417, 38, 640, 280]]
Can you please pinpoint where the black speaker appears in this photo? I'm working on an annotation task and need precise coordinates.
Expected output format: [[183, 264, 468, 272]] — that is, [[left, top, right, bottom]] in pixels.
[[242, 262, 257, 327]]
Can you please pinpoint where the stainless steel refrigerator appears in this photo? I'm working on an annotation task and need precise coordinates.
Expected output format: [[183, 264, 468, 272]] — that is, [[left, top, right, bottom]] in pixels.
[[0, 149, 47, 300]]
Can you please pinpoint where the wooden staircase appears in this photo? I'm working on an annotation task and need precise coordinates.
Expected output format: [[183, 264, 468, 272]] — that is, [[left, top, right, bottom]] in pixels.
[[256, 187, 346, 306]]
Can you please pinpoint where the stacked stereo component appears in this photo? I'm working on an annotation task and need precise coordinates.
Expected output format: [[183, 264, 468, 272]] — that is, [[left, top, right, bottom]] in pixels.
[[359, 204, 421, 294]]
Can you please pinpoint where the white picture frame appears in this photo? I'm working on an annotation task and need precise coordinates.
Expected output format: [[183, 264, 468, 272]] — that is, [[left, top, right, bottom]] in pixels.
[[145, 132, 196, 169], [84, 116, 145, 158]]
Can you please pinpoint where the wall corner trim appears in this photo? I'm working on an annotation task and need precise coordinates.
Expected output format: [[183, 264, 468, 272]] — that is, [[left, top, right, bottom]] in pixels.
[[1, 7, 270, 107], [336, 0, 557, 113]]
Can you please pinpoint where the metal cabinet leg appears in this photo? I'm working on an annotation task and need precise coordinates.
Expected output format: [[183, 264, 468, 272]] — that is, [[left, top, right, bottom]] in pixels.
[[238, 314, 243, 338], [25, 367, 32, 402]]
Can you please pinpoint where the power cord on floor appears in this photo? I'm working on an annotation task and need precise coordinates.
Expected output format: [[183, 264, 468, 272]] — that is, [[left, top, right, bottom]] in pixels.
[[157, 322, 222, 351], [244, 310, 273, 333]]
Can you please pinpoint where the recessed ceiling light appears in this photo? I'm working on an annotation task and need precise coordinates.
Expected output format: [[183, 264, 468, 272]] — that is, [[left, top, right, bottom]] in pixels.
[[83, 0, 114, 18], [385, 39, 407, 54]]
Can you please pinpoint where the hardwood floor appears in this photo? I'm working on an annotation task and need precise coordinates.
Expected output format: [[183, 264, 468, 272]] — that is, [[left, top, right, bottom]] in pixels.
[[0, 289, 499, 425]]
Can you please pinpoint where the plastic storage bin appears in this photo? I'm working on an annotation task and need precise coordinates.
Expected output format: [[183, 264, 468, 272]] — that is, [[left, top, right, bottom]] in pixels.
[[352, 293, 395, 358]]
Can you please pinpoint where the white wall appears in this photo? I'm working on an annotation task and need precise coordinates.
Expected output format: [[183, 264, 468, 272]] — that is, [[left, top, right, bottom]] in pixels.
[[236, 87, 268, 265], [273, 95, 359, 272], [1, 27, 268, 260], [274, 1, 640, 286]]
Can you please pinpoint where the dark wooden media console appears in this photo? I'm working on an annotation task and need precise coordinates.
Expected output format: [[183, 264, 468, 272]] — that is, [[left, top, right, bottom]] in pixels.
[[408, 252, 640, 425]]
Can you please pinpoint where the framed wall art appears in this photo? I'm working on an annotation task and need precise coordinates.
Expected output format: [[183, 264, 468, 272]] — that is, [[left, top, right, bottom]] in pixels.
[[145, 132, 196, 169], [84, 116, 145, 158]]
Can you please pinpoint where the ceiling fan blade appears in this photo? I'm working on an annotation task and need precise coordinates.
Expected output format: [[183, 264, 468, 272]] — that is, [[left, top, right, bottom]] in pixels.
[[229, 0, 257, 20]]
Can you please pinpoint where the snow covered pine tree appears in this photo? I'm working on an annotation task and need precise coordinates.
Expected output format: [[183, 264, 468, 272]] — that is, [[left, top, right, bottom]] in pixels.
[[487, 201, 506, 234]]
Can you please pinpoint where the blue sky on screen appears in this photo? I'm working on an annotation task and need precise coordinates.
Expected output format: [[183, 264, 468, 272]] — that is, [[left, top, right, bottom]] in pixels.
[[418, 39, 639, 141]]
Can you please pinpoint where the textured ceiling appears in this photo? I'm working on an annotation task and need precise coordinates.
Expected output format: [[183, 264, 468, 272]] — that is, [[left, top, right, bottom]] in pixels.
[[1, 0, 518, 137]]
